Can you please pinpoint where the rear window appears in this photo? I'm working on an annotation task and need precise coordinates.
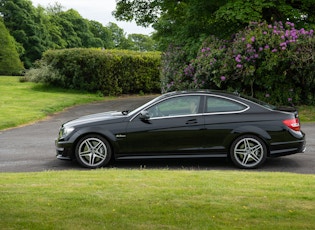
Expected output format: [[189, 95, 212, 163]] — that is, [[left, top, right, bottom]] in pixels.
[[240, 95, 276, 110], [206, 96, 247, 113]]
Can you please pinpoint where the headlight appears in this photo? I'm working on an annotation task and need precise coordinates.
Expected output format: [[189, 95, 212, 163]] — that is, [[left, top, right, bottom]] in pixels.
[[59, 126, 75, 139]]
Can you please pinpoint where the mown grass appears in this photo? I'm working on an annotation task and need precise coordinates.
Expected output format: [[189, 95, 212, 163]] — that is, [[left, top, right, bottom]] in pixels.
[[0, 76, 107, 130], [0, 169, 314, 229], [298, 105, 315, 123]]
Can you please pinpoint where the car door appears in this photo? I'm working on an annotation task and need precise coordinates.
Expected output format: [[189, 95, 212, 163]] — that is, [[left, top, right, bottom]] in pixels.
[[203, 95, 249, 153], [124, 95, 205, 155]]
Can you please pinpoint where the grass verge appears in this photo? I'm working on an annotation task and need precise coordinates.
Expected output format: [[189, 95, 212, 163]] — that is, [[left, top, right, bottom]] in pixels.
[[0, 169, 314, 229], [298, 105, 315, 123], [0, 76, 107, 130]]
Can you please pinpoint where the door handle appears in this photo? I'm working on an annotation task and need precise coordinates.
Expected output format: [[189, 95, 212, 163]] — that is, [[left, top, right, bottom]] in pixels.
[[186, 119, 198, 124]]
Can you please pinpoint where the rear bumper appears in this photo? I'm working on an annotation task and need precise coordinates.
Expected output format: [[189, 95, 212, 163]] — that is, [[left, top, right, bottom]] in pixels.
[[269, 138, 306, 157]]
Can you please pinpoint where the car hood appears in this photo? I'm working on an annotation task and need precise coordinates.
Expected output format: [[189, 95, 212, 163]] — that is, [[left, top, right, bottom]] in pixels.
[[64, 111, 126, 127]]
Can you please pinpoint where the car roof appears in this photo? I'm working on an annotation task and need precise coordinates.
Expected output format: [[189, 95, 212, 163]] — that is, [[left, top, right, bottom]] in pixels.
[[161, 90, 241, 99]]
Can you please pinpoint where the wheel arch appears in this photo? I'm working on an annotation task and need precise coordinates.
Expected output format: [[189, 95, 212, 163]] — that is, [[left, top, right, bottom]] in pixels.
[[69, 127, 119, 157], [227, 125, 272, 156]]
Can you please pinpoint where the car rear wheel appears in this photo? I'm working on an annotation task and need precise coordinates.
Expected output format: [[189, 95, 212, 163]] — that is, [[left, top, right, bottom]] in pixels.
[[230, 135, 267, 169], [75, 135, 112, 169]]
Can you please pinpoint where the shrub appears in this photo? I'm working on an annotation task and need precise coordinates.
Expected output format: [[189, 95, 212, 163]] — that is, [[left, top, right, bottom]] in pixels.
[[28, 48, 161, 95], [25, 61, 64, 85], [224, 21, 315, 105], [162, 21, 315, 105], [160, 45, 190, 92]]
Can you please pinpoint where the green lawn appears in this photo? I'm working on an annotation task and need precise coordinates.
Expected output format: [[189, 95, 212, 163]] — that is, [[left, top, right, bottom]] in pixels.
[[298, 105, 315, 123], [0, 170, 314, 229], [0, 76, 107, 130]]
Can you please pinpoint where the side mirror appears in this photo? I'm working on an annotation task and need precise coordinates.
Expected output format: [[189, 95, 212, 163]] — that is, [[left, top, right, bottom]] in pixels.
[[139, 110, 150, 121]]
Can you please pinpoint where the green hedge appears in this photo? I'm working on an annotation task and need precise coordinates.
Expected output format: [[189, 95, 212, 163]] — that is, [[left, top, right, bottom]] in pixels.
[[30, 48, 161, 95]]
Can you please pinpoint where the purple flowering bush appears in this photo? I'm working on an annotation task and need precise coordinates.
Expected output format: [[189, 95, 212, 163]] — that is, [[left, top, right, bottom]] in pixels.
[[161, 21, 315, 105], [189, 36, 231, 89], [226, 21, 315, 104], [160, 45, 190, 92]]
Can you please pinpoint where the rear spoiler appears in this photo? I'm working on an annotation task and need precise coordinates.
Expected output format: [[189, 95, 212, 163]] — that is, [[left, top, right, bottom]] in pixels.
[[274, 106, 297, 113], [275, 106, 299, 118]]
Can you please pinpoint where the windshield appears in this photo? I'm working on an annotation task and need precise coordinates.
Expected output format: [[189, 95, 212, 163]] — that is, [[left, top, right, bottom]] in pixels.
[[126, 95, 164, 117]]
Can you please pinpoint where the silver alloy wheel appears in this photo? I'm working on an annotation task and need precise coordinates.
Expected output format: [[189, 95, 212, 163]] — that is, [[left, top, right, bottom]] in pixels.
[[231, 136, 266, 169], [77, 137, 109, 168]]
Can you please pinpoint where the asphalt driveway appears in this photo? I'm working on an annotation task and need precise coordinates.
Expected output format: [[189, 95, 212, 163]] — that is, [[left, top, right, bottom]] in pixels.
[[0, 95, 314, 173]]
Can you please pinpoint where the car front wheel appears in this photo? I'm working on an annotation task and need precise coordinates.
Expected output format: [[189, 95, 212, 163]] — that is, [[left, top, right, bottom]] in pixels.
[[230, 135, 267, 169], [75, 135, 112, 169]]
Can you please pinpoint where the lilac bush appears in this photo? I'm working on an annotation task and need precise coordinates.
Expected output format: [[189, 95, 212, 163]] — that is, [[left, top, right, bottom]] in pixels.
[[227, 21, 314, 104], [160, 45, 190, 92], [161, 21, 315, 105], [188, 36, 231, 89]]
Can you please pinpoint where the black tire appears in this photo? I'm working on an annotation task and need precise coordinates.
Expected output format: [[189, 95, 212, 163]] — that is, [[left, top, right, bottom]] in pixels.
[[230, 135, 267, 169], [75, 134, 112, 169]]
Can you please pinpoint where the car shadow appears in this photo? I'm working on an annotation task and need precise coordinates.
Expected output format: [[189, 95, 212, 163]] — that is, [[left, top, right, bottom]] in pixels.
[[51, 156, 307, 174], [52, 157, 234, 171], [109, 158, 234, 170]]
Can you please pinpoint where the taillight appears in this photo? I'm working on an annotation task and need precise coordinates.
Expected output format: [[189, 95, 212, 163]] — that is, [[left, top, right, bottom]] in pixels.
[[283, 118, 300, 131]]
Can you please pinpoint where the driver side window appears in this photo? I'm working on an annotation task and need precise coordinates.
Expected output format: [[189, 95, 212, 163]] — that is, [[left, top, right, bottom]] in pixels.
[[147, 95, 200, 118]]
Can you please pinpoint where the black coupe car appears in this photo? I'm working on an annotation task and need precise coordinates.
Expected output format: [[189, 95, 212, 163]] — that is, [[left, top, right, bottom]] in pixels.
[[55, 91, 306, 169]]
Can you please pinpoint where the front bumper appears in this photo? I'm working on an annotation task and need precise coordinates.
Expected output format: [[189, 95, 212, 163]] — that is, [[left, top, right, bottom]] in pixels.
[[55, 139, 74, 161]]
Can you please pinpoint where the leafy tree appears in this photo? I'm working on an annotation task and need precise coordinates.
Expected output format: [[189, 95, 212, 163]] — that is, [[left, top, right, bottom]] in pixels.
[[35, 8, 105, 49], [89, 20, 114, 49], [45, 2, 64, 14], [64, 9, 99, 48], [215, 0, 315, 33], [0, 19, 24, 75], [114, 0, 315, 57], [115, 0, 224, 58], [127, 34, 157, 51], [107, 22, 132, 49], [37, 3, 67, 49], [0, 0, 47, 68]]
